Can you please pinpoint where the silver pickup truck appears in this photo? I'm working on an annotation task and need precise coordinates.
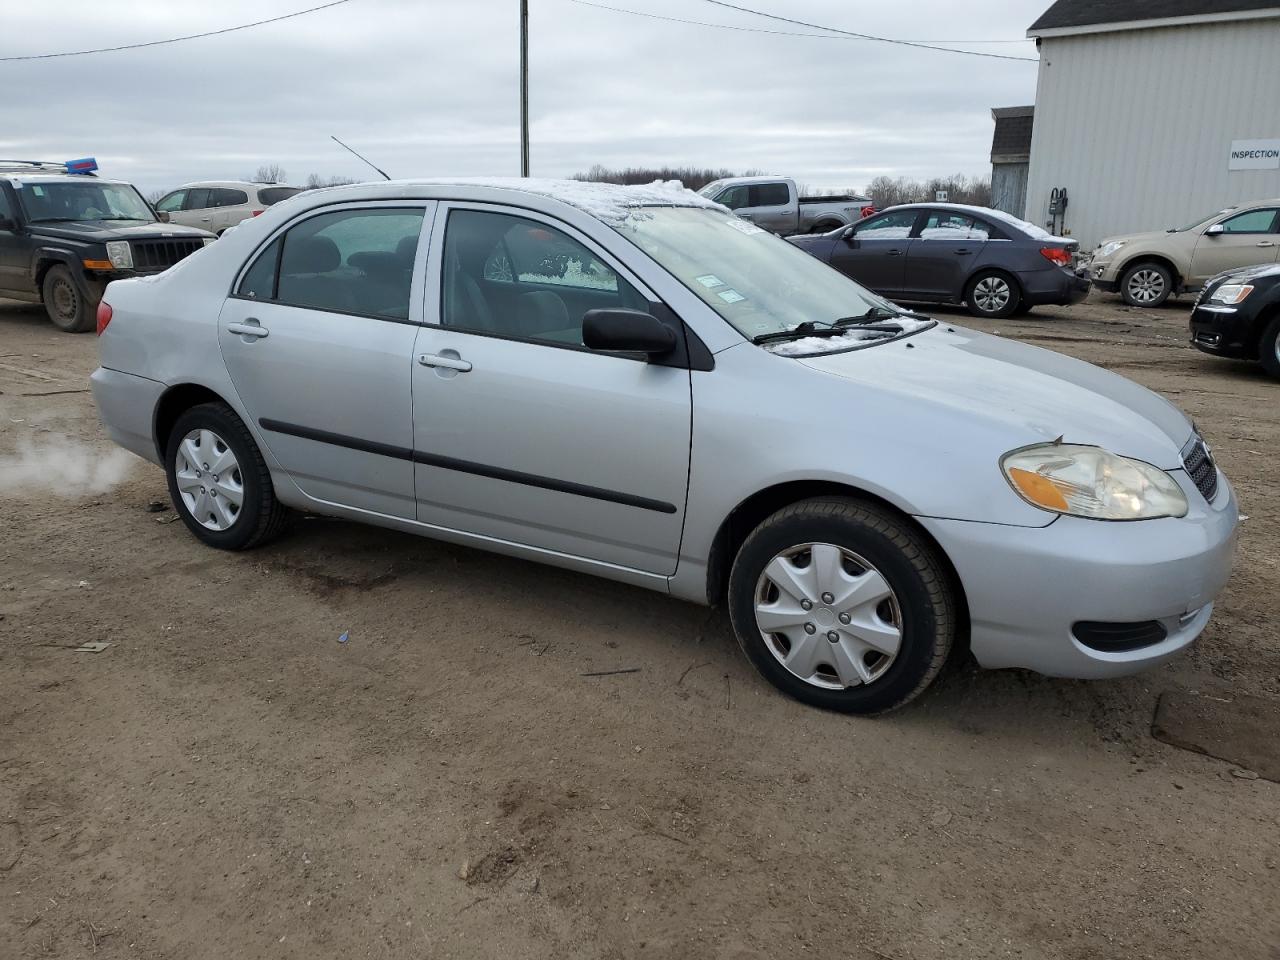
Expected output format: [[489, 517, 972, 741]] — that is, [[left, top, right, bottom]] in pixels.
[[698, 176, 874, 236]]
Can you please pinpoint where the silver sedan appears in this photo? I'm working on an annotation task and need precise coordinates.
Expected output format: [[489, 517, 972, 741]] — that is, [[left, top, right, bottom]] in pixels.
[[91, 179, 1239, 713]]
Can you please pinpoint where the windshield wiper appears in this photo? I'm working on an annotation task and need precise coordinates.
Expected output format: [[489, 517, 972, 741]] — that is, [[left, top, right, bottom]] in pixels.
[[833, 306, 900, 326], [751, 321, 843, 345], [27, 217, 80, 223]]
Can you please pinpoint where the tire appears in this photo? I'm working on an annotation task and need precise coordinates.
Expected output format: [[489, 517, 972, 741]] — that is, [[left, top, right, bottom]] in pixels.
[[164, 401, 289, 550], [727, 497, 956, 715], [964, 270, 1020, 319], [41, 265, 95, 332], [1259, 314, 1280, 380], [1120, 261, 1173, 307]]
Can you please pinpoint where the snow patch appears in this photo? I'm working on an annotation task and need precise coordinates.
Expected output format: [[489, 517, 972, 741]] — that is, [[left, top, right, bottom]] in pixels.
[[764, 317, 933, 357]]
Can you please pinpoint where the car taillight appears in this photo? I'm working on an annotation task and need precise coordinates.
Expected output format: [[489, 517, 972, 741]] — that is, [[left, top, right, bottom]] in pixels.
[[96, 300, 113, 335], [1040, 247, 1072, 267], [251, 209, 265, 217]]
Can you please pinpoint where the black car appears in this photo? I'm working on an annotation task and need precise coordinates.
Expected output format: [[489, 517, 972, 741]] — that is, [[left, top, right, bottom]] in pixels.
[[1189, 263, 1280, 379], [788, 202, 1091, 319], [0, 160, 214, 332]]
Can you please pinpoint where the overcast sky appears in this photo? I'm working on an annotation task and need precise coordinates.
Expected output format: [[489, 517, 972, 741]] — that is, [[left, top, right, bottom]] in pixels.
[[2, 0, 1048, 194]]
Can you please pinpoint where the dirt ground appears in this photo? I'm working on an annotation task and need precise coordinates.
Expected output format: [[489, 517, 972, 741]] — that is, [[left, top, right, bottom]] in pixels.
[[1, 291, 1277, 960]]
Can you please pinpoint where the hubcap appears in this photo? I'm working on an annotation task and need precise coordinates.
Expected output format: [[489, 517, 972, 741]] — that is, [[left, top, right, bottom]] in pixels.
[[51, 278, 78, 321], [754, 543, 903, 690], [174, 429, 243, 531], [1127, 269, 1165, 303], [973, 277, 1011, 313]]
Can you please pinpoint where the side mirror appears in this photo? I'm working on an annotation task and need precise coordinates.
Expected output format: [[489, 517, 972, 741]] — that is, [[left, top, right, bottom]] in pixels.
[[156, 211, 170, 223], [1205, 223, 1224, 236], [842, 226, 859, 246], [583, 309, 677, 356]]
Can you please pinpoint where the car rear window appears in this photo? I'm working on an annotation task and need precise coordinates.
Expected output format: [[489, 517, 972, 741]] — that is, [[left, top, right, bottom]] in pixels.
[[212, 188, 248, 207], [259, 187, 302, 206]]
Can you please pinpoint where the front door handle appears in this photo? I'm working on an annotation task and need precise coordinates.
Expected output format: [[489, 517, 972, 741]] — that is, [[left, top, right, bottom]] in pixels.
[[418, 352, 472, 372], [887, 249, 903, 256], [953, 248, 972, 255], [1257, 241, 1276, 247]]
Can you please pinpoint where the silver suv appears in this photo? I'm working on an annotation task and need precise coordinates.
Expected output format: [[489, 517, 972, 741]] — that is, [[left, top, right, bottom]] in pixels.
[[154, 181, 303, 236]]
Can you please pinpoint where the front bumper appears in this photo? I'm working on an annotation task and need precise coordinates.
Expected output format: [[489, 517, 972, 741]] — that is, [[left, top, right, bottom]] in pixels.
[[918, 470, 1239, 679], [1189, 303, 1255, 359]]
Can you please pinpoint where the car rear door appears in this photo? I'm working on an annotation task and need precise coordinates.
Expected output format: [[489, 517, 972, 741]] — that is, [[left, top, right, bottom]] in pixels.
[[218, 201, 434, 518], [409, 202, 692, 576], [826, 209, 920, 296], [903, 210, 990, 300], [1188, 207, 1280, 285], [736, 182, 797, 234], [211, 188, 249, 233]]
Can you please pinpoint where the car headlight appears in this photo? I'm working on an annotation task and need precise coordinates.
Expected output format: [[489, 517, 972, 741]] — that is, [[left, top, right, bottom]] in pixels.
[[202, 237, 216, 247], [1209, 283, 1253, 304], [1001, 443, 1188, 520], [105, 240, 133, 270], [1097, 240, 1126, 259]]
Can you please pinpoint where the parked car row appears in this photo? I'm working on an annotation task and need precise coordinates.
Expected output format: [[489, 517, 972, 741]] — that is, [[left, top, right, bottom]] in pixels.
[[0, 159, 304, 331]]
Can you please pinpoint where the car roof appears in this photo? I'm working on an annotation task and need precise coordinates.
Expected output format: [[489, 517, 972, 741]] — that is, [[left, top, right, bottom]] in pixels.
[[705, 175, 787, 186], [884, 202, 1001, 216], [0, 172, 132, 187], [264, 177, 726, 225], [175, 180, 300, 190]]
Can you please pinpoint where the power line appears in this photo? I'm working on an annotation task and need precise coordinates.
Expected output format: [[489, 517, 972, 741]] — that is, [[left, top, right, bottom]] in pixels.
[[571, 0, 1031, 45], [0, 0, 358, 62], [696, 0, 1038, 61]]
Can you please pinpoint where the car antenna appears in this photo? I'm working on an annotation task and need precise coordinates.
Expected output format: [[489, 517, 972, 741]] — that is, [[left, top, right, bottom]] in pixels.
[[330, 135, 391, 181]]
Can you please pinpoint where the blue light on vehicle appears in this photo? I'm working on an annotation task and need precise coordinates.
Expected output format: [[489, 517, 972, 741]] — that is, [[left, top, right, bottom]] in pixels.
[[65, 157, 98, 175]]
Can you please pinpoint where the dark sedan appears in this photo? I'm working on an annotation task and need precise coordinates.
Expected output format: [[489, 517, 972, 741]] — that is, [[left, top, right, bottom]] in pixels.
[[1190, 263, 1280, 379], [788, 203, 1091, 319]]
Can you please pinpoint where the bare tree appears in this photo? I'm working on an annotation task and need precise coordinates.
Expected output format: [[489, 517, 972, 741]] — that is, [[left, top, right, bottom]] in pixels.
[[865, 174, 992, 209], [303, 173, 358, 189], [250, 163, 287, 184], [145, 189, 168, 204]]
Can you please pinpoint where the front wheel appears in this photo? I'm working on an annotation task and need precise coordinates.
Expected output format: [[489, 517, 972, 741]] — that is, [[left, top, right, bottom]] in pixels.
[[965, 271, 1020, 319], [1259, 314, 1280, 380], [727, 498, 956, 714], [1120, 261, 1173, 307], [41, 265, 95, 332], [164, 402, 289, 550]]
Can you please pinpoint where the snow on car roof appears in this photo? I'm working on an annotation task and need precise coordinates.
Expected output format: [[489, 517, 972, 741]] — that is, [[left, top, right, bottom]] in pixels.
[[380, 177, 728, 225], [889, 202, 1068, 242]]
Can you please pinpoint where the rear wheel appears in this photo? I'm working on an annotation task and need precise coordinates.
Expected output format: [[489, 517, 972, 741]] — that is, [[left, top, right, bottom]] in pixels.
[[164, 402, 289, 550], [1259, 314, 1280, 380], [41, 265, 95, 332], [727, 498, 956, 715], [1120, 261, 1173, 307], [965, 270, 1020, 319]]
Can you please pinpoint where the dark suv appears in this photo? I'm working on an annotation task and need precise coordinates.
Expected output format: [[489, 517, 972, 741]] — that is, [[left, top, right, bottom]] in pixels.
[[789, 203, 1091, 319], [0, 160, 214, 331]]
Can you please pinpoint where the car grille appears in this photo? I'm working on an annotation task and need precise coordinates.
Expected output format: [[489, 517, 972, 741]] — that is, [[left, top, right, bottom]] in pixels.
[[1182, 435, 1219, 503], [131, 238, 204, 272]]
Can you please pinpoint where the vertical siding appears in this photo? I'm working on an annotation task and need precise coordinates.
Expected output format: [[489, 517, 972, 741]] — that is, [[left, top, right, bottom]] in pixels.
[[992, 163, 1029, 216], [1024, 19, 1280, 249]]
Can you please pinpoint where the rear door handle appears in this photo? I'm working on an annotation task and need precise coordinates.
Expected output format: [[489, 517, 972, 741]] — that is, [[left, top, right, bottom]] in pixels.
[[1257, 241, 1276, 247], [953, 248, 972, 255], [227, 320, 269, 339], [418, 352, 472, 372]]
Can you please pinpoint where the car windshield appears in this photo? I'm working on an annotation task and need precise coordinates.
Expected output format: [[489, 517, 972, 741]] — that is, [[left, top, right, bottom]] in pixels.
[[1173, 208, 1235, 232], [17, 180, 155, 223], [614, 206, 900, 339]]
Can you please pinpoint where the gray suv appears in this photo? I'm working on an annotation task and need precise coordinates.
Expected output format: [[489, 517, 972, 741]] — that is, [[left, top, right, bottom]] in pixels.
[[789, 203, 1091, 318]]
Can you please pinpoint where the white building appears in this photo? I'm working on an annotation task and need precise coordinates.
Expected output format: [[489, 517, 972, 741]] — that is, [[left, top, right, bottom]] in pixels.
[[1023, 1, 1280, 250]]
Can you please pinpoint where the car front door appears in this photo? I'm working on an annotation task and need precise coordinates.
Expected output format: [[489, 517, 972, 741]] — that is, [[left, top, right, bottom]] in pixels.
[[737, 182, 796, 234], [179, 188, 215, 232], [153, 189, 187, 226], [409, 203, 692, 575], [1188, 207, 1280, 285], [903, 210, 991, 300], [827, 209, 920, 296], [218, 202, 433, 518]]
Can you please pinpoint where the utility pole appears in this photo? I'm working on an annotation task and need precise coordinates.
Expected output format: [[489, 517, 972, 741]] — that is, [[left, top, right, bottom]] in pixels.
[[520, 0, 530, 177]]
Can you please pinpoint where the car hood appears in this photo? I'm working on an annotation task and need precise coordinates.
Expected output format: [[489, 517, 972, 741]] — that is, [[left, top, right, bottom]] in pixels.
[[1097, 228, 1187, 251], [797, 325, 1193, 469], [1216, 262, 1280, 283], [30, 220, 214, 242]]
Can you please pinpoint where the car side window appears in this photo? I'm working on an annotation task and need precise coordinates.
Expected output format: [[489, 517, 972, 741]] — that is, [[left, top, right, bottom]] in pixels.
[[749, 182, 790, 207], [919, 212, 990, 240], [242, 208, 424, 319], [442, 209, 646, 346], [853, 210, 917, 239], [155, 191, 186, 213], [1218, 209, 1278, 233], [185, 188, 212, 211], [716, 185, 749, 210], [0, 187, 13, 223], [213, 188, 248, 208]]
